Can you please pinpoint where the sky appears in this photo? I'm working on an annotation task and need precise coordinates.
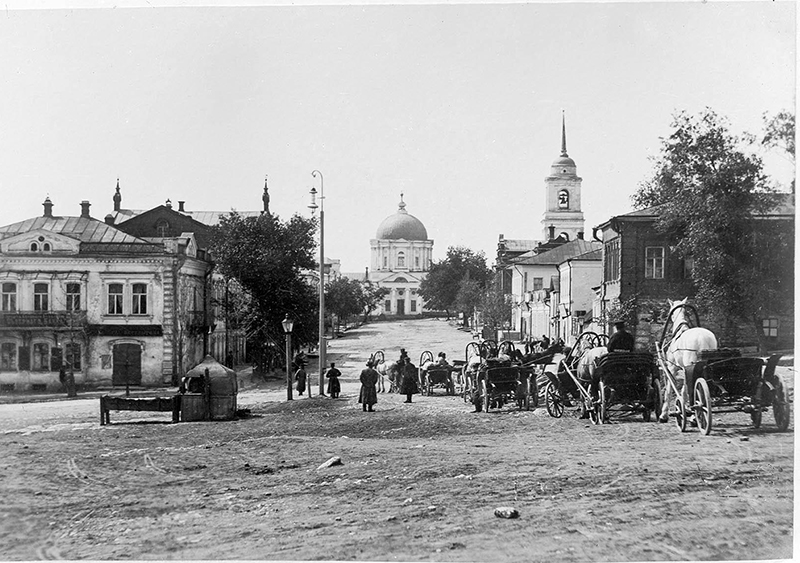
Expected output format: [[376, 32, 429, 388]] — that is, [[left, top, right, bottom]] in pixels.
[[0, 1, 795, 273]]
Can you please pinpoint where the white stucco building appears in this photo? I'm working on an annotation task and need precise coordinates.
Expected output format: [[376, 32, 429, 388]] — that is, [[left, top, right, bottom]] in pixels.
[[368, 195, 433, 316]]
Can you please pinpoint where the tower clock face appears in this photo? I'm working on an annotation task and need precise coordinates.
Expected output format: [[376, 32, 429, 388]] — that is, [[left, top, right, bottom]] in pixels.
[[558, 190, 569, 209]]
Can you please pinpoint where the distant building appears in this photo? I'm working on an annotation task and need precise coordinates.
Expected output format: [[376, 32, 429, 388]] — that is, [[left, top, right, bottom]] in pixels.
[[0, 197, 211, 391], [368, 195, 433, 316]]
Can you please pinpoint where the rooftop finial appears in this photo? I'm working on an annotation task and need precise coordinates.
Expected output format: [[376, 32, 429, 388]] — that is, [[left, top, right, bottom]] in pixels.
[[560, 110, 568, 157], [398, 192, 406, 212], [263, 175, 270, 214]]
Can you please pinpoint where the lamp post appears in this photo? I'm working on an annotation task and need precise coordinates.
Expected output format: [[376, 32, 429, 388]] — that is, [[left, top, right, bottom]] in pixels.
[[282, 314, 294, 401], [310, 170, 326, 396]]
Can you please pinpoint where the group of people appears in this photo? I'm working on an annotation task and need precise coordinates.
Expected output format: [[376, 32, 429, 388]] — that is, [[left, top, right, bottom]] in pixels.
[[358, 348, 433, 411]]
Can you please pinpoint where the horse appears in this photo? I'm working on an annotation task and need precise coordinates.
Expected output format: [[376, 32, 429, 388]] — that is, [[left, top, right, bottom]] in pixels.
[[575, 346, 609, 385], [659, 298, 718, 422], [375, 360, 400, 393]]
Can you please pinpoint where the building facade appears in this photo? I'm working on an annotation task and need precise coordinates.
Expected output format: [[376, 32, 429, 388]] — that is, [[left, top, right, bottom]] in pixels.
[[0, 198, 212, 391], [368, 195, 433, 316]]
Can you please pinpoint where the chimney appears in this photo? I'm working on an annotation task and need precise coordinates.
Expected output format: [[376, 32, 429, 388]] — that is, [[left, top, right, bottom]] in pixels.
[[104, 214, 115, 225], [80, 200, 91, 218], [42, 197, 54, 218], [577, 231, 584, 240], [178, 201, 185, 212], [113, 179, 122, 211], [548, 225, 555, 240]]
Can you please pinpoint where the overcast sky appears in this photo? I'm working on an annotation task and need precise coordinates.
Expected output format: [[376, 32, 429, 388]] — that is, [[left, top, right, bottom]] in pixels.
[[0, 1, 795, 273]]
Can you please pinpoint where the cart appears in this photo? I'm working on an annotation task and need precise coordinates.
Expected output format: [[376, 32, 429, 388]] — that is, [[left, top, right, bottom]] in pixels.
[[594, 352, 661, 423], [418, 351, 456, 395], [657, 302, 791, 435], [542, 331, 606, 423]]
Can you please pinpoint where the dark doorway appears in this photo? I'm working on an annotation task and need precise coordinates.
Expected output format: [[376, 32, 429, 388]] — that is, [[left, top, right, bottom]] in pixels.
[[396, 300, 405, 315], [113, 343, 142, 386]]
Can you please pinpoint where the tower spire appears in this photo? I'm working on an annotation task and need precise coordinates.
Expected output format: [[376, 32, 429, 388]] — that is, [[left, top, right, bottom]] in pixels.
[[262, 175, 270, 214], [560, 110, 568, 157]]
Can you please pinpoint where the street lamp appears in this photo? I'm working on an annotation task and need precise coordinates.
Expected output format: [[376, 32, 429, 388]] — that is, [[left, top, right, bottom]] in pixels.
[[282, 314, 294, 401], [310, 170, 326, 396]]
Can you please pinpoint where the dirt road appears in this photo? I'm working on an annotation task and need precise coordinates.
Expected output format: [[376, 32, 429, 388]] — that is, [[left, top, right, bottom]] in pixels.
[[0, 319, 794, 562]]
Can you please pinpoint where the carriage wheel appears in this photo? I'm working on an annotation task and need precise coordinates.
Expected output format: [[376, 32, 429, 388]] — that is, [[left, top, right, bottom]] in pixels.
[[598, 382, 609, 424], [693, 378, 712, 436], [675, 398, 688, 433], [750, 381, 763, 429], [481, 380, 490, 413], [772, 379, 791, 431], [544, 382, 564, 418]]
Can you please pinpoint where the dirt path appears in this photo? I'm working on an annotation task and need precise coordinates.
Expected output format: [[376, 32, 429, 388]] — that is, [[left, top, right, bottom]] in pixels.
[[0, 319, 794, 562]]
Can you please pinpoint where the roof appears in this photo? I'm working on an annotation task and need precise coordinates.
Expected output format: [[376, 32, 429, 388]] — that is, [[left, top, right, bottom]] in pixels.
[[375, 197, 428, 241], [179, 210, 264, 226], [0, 216, 153, 245], [498, 238, 538, 252], [511, 239, 602, 266]]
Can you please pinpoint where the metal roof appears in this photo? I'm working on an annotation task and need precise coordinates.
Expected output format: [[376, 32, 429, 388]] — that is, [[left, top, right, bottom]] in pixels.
[[0, 216, 153, 245], [511, 239, 602, 266]]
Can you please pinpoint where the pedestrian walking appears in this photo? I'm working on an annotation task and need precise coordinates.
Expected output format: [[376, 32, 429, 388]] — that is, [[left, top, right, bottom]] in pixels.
[[326, 362, 342, 398], [295, 366, 307, 397], [399, 356, 419, 403], [359, 361, 379, 412]]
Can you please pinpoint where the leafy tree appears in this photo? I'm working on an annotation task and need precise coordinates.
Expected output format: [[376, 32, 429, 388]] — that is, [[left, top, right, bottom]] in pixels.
[[761, 110, 795, 160], [419, 246, 491, 322], [478, 273, 512, 336], [210, 211, 319, 358], [325, 277, 363, 332], [632, 109, 792, 348], [357, 280, 389, 322]]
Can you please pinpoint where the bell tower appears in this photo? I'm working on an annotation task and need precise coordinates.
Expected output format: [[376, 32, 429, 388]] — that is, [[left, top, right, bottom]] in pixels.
[[541, 112, 585, 241]]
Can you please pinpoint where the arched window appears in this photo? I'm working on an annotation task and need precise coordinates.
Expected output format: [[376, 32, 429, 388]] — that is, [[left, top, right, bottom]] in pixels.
[[397, 252, 405, 268], [558, 189, 570, 209], [156, 220, 170, 237], [43, 243, 51, 251], [30, 242, 38, 251]]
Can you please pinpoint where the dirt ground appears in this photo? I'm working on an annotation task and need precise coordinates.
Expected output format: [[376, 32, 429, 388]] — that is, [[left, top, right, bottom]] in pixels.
[[0, 318, 794, 562]]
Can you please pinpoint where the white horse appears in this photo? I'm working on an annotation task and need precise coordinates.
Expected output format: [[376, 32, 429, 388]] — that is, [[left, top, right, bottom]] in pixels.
[[576, 346, 608, 384], [375, 360, 399, 393], [659, 298, 718, 422]]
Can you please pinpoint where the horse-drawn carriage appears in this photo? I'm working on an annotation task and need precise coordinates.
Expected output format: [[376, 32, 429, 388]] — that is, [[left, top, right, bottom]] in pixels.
[[657, 299, 791, 435], [462, 340, 536, 412], [543, 331, 660, 423], [418, 351, 457, 395]]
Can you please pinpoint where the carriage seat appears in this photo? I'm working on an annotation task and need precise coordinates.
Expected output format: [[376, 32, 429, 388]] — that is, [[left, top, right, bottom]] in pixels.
[[699, 348, 741, 363]]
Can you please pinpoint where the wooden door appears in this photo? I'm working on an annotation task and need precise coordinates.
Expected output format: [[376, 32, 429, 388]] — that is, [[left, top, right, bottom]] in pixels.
[[396, 300, 405, 315], [112, 343, 142, 386]]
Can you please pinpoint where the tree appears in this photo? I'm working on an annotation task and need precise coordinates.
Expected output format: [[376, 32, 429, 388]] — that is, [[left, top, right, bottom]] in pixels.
[[632, 109, 792, 348], [210, 211, 319, 359], [761, 110, 795, 160], [325, 277, 363, 333], [478, 273, 512, 337], [357, 280, 389, 322], [418, 246, 491, 322]]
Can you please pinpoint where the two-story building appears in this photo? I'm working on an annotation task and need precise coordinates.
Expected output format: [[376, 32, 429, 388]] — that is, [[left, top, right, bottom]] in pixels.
[[0, 198, 212, 392]]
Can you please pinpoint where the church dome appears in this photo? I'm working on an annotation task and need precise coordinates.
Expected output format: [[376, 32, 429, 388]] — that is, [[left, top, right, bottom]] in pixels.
[[376, 195, 428, 240]]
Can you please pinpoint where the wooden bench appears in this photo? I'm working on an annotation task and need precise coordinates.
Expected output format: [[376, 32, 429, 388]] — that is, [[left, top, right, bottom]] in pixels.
[[100, 395, 181, 425]]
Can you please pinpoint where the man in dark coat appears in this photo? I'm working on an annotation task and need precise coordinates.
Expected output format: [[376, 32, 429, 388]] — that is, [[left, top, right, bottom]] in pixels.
[[607, 321, 635, 353], [359, 361, 379, 412], [399, 357, 419, 403], [326, 362, 342, 398]]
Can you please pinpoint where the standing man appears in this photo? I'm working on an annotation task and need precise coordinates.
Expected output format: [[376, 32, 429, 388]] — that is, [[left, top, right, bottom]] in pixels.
[[399, 356, 420, 404], [359, 361, 379, 412], [607, 321, 635, 352], [326, 362, 342, 398]]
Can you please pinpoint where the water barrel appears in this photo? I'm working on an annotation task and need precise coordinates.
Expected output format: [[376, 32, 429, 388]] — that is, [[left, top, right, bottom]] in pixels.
[[185, 355, 238, 420]]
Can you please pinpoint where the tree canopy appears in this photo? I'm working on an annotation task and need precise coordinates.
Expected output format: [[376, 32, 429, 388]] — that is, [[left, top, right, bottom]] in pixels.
[[210, 211, 319, 349], [325, 277, 389, 329], [632, 109, 793, 345], [419, 246, 491, 321]]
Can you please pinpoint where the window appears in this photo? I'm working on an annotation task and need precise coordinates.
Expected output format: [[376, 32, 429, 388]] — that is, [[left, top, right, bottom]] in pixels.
[[43, 243, 51, 251], [683, 257, 694, 280], [1, 283, 16, 312], [383, 256, 387, 268], [397, 252, 405, 268], [645, 247, 664, 279], [558, 189, 570, 209], [604, 240, 620, 282], [66, 283, 81, 311], [132, 283, 147, 315], [108, 283, 124, 315], [384, 300, 391, 312], [156, 220, 170, 237], [533, 277, 543, 291], [410, 300, 417, 312], [65, 343, 82, 371], [34, 283, 49, 311], [30, 242, 38, 251], [763, 318, 779, 338], [32, 343, 49, 371], [0, 343, 16, 371], [415, 255, 420, 268], [523, 273, 529, 292]]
